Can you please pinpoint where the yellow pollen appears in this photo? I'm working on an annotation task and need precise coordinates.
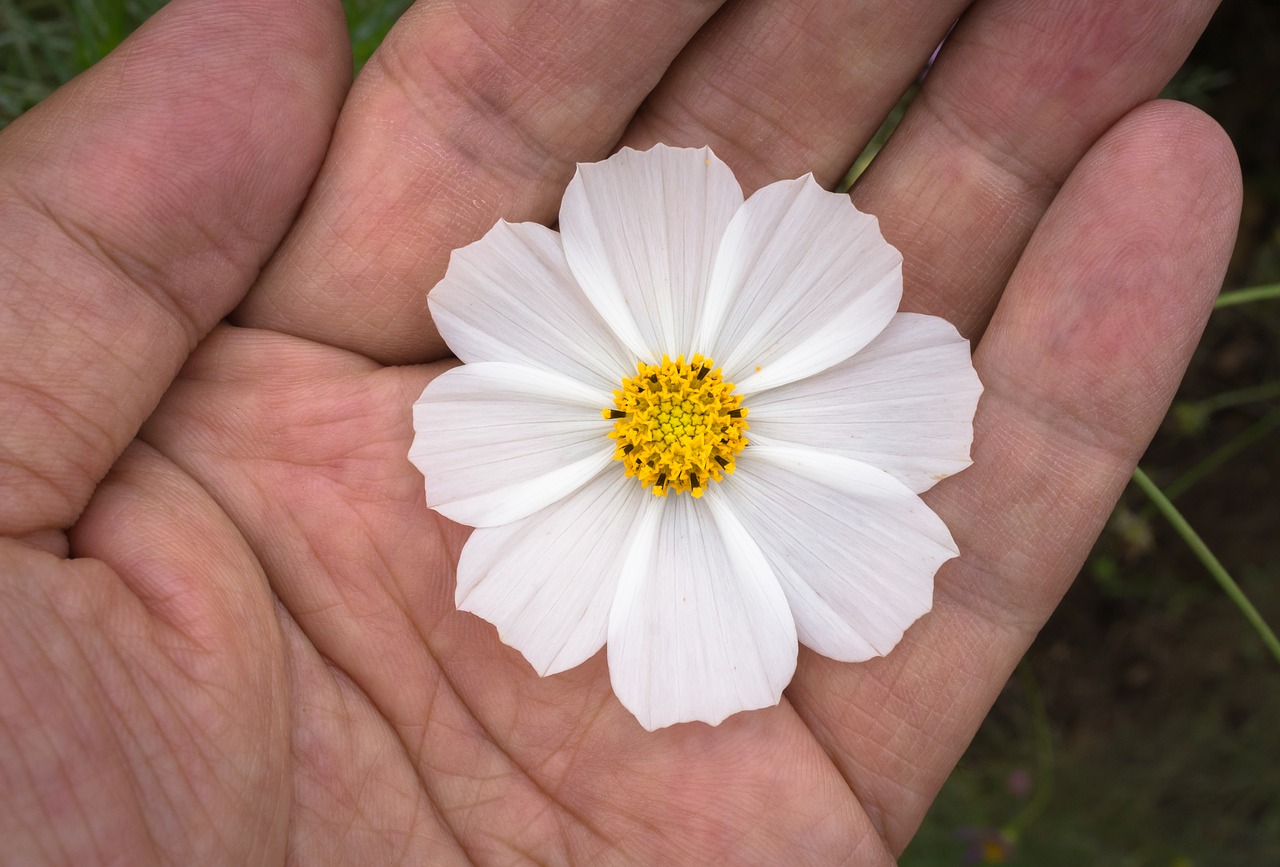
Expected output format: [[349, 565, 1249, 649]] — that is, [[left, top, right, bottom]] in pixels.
[[603, 354, 748, 497]]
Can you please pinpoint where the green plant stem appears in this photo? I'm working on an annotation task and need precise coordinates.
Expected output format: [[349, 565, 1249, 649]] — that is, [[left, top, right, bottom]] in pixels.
[[1194, 380, 1280, 415], [1163, 408, 1280, 502], [1132, 466, 1280, 666], [1214, 282, 1280, 309]]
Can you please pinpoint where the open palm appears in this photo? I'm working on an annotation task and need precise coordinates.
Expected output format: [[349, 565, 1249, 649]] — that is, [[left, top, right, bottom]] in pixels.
[[1, 0, 1239, 863]]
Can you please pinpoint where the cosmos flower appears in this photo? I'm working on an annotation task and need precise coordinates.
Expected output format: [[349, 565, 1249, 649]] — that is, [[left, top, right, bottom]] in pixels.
[[411, 145, 982, 731]]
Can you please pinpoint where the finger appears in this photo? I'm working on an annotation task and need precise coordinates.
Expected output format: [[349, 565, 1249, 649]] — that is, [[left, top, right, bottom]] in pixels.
[[234, 0, 731, 364], [852, 0, 1220, 335], [623, 0, 966, 191], [0, 0, 349, 539], [786, 101, 1241, 851], [622, 0, 1215, 236]]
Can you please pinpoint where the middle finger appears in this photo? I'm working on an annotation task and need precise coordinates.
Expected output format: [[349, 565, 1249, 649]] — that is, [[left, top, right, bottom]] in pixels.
[[235, 0, 732, 364], [624, 0, 965, 192]]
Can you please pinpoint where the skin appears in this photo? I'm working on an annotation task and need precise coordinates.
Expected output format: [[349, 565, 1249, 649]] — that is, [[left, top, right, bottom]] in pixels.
[[0, 0, 1241, 863]]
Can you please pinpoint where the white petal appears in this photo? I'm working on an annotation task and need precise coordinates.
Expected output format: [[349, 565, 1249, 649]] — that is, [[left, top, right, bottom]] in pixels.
[[410, 363, 614, 527], [560, 145, 744, 360], [430, 220, 636, 391], [723, 444, 957, 662], [456, 471, 648, 676], [698, 175, 902, 393], [748, 313, 983, 493], [607, 493, 797, 730]]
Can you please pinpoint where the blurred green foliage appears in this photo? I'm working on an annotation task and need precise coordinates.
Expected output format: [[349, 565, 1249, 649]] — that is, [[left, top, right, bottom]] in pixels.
[[343, 0, 413, 71], [1, 0, 78, 122]]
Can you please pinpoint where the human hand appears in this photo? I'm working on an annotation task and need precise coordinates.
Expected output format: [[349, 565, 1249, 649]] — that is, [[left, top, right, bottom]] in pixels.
[[0, 0, 1239, 863]]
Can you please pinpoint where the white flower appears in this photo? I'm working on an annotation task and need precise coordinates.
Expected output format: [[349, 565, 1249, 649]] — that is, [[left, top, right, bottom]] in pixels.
[[411, 145, 982, 731]]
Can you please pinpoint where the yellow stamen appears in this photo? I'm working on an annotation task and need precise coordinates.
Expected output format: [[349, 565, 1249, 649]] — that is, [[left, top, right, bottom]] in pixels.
[[603, 354, 748, 497]]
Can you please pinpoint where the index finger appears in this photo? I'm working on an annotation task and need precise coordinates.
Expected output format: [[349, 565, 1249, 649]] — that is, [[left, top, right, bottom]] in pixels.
[[0, 0, 348, 543], [233, 0, 732, 364]]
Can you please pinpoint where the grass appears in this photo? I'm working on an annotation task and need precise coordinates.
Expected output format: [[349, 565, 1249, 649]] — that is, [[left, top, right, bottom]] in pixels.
[[2, 2, 1277, 863]]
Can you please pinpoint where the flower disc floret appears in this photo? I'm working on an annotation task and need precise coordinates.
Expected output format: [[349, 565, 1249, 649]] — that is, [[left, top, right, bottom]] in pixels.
[[604, 354, 748, 497]]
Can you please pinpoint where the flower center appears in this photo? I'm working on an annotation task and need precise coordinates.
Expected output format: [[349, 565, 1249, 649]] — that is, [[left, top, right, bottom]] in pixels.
[[603, 354, 749, 497]]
